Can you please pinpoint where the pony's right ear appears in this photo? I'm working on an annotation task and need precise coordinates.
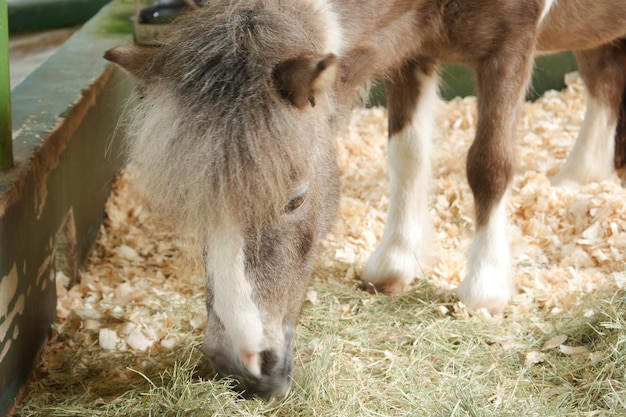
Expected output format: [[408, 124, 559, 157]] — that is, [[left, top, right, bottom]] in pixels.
[[103, 44, 159, 80], [273, 53, 338, 109]]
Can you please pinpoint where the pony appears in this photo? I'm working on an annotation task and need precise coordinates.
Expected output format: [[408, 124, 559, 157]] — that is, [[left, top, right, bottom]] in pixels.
[[105, 0, 626, 397]]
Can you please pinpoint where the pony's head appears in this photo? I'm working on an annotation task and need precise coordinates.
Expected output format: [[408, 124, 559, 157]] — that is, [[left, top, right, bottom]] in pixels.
[[105, 0, 343, 396]]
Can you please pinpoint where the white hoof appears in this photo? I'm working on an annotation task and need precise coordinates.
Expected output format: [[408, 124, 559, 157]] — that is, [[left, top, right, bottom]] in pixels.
[[362, 244, 422, 295], [550, 171, 584, 188], [457, 271, 515, 315]]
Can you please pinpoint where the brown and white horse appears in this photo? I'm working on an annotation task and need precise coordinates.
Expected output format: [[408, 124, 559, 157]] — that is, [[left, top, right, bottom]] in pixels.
[[105, 0, 626, 397]]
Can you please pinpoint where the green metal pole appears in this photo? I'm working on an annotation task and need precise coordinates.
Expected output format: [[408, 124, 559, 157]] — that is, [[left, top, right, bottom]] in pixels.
[[0, 0, 13, 169]]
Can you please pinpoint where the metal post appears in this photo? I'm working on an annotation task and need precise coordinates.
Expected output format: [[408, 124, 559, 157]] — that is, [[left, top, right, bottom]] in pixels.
[[0, 0, 13, 169]]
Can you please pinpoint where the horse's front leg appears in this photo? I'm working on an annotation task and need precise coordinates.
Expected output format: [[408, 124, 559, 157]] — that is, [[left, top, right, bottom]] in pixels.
[[457, 46, 536, 314], [363, 59, 438, 294]]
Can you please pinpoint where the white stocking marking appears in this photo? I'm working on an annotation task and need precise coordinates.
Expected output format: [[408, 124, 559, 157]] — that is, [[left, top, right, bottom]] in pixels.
[[457, 198, 515, 314], [363, 71, 439, 290], [552, 96, 616, 187]]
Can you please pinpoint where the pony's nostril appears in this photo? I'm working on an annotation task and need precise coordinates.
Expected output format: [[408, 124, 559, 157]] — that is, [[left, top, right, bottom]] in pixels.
[[238, 349, 262, 378]]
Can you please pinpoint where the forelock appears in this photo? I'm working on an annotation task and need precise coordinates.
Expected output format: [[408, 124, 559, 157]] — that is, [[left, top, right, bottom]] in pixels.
[[125, 0, 333, 236]]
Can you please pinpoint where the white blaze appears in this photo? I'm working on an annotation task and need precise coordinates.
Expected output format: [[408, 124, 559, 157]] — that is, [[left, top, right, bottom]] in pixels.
[[207, 216, 264, 375]]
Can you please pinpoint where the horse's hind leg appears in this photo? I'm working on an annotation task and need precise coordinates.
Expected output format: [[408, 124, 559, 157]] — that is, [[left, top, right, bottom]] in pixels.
[[616, 74, 626, 180], [610, 41, 626, 180], [362, 59, 438, 295], [552, 40, 626, 186]]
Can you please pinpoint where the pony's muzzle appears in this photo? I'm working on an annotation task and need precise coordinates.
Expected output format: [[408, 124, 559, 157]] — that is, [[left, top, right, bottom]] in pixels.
[[204, 345, 294, 398], [237, 348, 293, 398]]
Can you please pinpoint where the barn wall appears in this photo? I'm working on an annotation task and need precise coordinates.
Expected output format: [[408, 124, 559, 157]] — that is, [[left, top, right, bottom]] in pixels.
[[0, 1, 134, 415]]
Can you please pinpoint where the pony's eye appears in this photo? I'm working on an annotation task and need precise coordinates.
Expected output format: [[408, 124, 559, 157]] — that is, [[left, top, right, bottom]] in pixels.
[[285, 184, 308, 212], [285, 193, 306, 212]]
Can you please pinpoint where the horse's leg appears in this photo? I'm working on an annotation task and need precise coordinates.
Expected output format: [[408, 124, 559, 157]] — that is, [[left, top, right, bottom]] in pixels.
[[362, 59, 438, 294], [616, 50, 626, 180], [456, 44, 536, 314], [552, 40, 626, 186]]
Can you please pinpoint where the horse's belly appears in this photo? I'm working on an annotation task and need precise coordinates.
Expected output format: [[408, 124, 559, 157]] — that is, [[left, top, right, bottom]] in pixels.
[[537, 0, 626, 53]]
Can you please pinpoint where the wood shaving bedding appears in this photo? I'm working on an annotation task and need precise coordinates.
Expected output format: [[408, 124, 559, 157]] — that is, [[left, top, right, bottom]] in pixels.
[[326, 72, 625, 315], [55, 72, 624, 355]]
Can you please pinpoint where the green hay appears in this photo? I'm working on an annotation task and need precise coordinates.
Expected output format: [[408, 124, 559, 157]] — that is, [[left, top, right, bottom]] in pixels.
[[15, 277, 626, 417]]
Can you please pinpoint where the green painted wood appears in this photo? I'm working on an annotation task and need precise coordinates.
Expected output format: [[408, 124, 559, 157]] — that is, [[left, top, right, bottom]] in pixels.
[[8, 0, 111, 34], [0, 0, 135, 415], [0, 0, 12, 169]]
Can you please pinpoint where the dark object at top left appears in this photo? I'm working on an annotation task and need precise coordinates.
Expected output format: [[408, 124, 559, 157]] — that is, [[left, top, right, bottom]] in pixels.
[[139, 0, 202, 24]]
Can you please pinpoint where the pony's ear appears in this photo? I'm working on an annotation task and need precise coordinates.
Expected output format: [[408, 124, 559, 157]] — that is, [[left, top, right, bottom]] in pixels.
[[103, 44, 159, 80], [273, 53, 338, 109]]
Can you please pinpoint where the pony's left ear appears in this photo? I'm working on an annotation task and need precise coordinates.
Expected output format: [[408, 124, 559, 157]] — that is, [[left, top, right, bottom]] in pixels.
[[104, 43, 159, 80], [273, 53, 338, 109]]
